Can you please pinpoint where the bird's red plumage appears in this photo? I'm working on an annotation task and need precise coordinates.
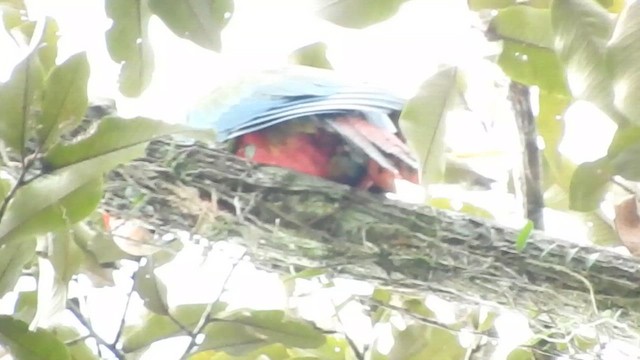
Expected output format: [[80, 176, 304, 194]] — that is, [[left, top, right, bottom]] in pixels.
[[234, 115, 418, 193], [235, 131, 335, 178]]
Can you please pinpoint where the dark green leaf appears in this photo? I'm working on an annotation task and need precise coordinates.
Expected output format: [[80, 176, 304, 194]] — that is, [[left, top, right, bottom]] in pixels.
[[0, 238, 36, 297], [0, 315, 71, 360], [289, 42, 332, 70], [607, 1, 640, 125], [400, 67, 457, 185], [0, 177, 103, 246], [148, 0, 233, 51], [316, 0, 409, 29], [498, 41, 568, 95], [0, 54, 45, 152], [123, 303, 227, 352], [38, 52, 90, 149], [490, 6, 553, 48], [516, 220, 533, 251], [467, 0, 515, 10], [43, 116, 213, 171], [199, 310, 326, 355], [569, 159, 611, 211], [134, 260, 169, 315], [551, 0, 618, 121], [105, 0, 154, 97]]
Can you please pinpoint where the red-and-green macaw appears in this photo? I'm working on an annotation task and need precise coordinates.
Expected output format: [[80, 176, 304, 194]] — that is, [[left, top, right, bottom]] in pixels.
[[187, 67, 418, 193]]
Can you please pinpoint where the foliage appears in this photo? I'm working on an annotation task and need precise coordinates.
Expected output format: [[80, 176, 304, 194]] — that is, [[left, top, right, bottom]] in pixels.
[[0, 0, 639, 359]]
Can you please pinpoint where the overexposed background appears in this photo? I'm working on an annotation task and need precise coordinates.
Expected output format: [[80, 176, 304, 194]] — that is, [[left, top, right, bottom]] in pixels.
[[0, 0, 625, 359]]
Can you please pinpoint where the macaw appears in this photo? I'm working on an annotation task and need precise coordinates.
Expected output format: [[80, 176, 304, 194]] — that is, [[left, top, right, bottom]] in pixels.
[[187, 67, 419, 193]]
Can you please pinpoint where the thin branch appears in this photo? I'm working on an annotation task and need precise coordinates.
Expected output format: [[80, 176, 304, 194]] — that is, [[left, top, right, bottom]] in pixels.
[[180, 249, 247, 359], [508, 81, 545, 230], [111, 269, 138, 347], [67, 300, 124, 360]]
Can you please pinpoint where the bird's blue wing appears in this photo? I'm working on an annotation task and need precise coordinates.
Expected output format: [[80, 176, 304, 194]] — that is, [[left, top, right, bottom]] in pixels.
[[187, 67, 406, 141]]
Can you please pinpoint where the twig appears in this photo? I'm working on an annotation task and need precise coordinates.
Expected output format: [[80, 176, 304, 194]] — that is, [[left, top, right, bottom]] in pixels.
[[111, 269, 138, 347], [67, 300, 124, 360], [508, 81, 545, 230], [180, 249, 247, 359], [0, 161, 30, 223]]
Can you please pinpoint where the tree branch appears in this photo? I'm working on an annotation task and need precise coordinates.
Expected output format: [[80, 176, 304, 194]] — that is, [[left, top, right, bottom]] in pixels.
[[101, 138, 640, 341]]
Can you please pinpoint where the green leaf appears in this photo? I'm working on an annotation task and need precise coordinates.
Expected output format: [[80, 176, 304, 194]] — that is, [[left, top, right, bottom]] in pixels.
[[607, 1, 640, 125], [471, 308, 498, 332], [15, 17, 60, 73], [0, 177, 14, 203], [428, 198, 494, 219], [607, 127, 640, 180], [569, 159, 611, 211], [0, 177, 103, 246], [71, 220, 128, 265], [0, 238, 36, 298], [37, 52, 90, 149], [507, 348, 534, 360], [105, 0, 154, 97], [371, 287, 392, 304], [490, 6, 554, 48], [399, 67, 457, 185], [536, 91, 570, 187], [43, 116, 213, 171], [32, 254, 68, 328], [467, 0, 515, 10], [516, 220, 533, 251], [404, 298, 435, 318], [1, 6, 24, 37], [289, 42, 333, 70], [190, 344, 290, 360], [551, 0, 618, 121], [0, 0, 26, 7], [123, 303, 227, 352], [596, 0, 626, 12], [148, 0, 233, 51], [497, 41, 568, 95], [287, 336, 348, 360], [52, 326, 100, 360], [0, 53, 45, 152], [0, 315, 71, 360], [134, 260, 169, 315], [199, 310, 326, 355], [316, 0, 409, 29], [50, 230, 84, 284], [13, 290, 37, 324], [387, 324, 465, 360]]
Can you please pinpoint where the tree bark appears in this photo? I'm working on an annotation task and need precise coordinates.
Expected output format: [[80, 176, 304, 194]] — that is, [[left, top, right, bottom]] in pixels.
[[104, 138, 640, 336]]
